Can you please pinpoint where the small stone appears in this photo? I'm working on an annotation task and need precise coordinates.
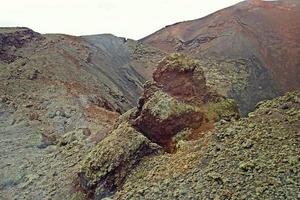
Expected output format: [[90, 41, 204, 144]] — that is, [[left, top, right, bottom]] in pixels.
[[55, 110, 61, 116], [219, 119, 227, 125], [52, 171, 58, 176], [28, 69, 39, 80], [267, 177, 281, 186], [55, 110, 66, 117], [267, 110, 272, 115], [280, 103, 290, 110], [45, 144, 57, 153], [239, 161, 255, 171], [215, 145, 221, 151], [48, 112, 55, 118], [29, 112, 39, 121], [248, 123, 255, 128], [81, 128, 91, 136], [207, 172, 224, 184], [24, 103, 34, 108], [242, 139, 254, 149], [10, 118, 16, 125], [0, 95, 9, 103]]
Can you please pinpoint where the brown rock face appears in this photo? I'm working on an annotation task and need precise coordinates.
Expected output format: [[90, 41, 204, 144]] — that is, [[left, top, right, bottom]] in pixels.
[[133, 90, 205, 150], [141, 0, 300, 115], [152, 54, 208, 102], [131, 54, 239, 151]]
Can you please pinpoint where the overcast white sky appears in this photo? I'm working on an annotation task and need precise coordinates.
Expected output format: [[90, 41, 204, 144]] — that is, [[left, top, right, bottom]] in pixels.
[[0, 0, 243, 39]]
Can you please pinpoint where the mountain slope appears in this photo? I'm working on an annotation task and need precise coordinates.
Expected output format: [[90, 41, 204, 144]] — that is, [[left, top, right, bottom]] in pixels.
[[142, 0, 300, 115], [1, 27, 164, 112], [0, 27, 164, 199]]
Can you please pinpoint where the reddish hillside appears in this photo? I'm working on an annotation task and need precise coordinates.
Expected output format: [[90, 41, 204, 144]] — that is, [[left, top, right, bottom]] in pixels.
[[142, 0, 300, 114]]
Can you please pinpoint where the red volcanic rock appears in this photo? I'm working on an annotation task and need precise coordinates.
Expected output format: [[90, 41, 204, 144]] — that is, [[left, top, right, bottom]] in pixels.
[[133, 89, 205, 151], [132, 54, 239, 151], [152, 54, 209, 102]]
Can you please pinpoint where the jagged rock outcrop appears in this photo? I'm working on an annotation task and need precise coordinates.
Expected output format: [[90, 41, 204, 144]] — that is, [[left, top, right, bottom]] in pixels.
[[0, 27, 42, 63], [132, 54, 239, 151], [78, 54, 239, 199]]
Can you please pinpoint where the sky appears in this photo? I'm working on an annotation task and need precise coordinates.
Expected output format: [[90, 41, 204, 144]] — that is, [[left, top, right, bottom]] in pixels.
[[0, 0, 243, 40]]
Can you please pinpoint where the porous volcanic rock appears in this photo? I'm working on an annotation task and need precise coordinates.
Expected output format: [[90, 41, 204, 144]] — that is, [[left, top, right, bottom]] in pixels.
[[78, 122, 161, 199], [78, 54, 238, 199], [131, 53, 239, 151]]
